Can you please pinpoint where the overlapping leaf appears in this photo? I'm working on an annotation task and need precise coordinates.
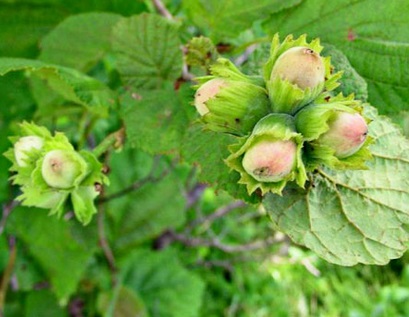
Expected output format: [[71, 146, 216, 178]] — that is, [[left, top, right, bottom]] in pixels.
[[181, 124, 261, 204], [0, 58, 115, 115], [39, 12, 122, 71], [8, 207, 98, 303], [265, 106, 409, 265], [183, 0, 302, 42], [107, 168, 188, 253], [0, 3, 66, 57]]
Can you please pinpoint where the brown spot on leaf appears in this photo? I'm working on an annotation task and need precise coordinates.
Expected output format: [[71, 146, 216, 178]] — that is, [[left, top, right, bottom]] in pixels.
[[348, 28, 356, 41]]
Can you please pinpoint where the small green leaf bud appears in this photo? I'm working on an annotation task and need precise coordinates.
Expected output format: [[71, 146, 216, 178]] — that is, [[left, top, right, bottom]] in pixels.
[[41, 150, 87, 189], [319, 112, 368, 158], [14, 136, 44, 167], [242, 140, 297, 182], [270, 46, 325, 90], [194, 78, 227, 116]]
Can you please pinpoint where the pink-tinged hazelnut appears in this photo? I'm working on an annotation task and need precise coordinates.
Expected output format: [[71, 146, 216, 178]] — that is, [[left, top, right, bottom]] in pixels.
[[242, 140, 297, 182]]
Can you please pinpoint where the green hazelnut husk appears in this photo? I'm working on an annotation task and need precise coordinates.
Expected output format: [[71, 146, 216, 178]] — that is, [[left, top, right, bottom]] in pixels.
[[295, 94, 372, 170], [226, 113, 306, 195], [263, 34, 342, 114], [193, 58, 270, 135]]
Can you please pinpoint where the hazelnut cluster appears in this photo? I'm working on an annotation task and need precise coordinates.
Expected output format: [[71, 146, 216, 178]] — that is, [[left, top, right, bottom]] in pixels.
[[193, 34, 371, 195], [5, 122, 108, 224]]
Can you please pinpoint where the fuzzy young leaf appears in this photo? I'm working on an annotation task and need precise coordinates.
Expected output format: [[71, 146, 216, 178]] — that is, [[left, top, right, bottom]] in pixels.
[[265, 106, 409, 265]]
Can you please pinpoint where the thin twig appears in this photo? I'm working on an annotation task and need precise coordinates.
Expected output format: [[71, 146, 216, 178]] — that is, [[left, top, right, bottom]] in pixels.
[[97, 153, 118, 287], [152, 0, 173, 20], [169, 231, 285, 253], [185, 200, 246, 232], [182, 63, 195, 82], [0, 201, 19, 236], [98, 158, 171, 204], [234, 44, 258, 66], [195, 259, 233, 271], [185, 183, 207, 209], [97, 209, 117, 286]]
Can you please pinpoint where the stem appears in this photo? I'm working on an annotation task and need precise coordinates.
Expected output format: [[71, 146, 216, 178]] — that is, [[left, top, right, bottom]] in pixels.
[[98, 156, 171, 204], [234, 44, 258, 66], [92, 127, 125, 158], [0, 237, 17, 315], [0, 201, 19, 237], [164, 231, 285, 253], [97, 209, 117, 287], [97, 154, 118, 287], [185, 200, 246, 232], [152, 0, 173, 20]]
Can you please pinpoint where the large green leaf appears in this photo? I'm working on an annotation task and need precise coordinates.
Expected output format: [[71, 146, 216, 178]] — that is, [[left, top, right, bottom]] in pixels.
[[120, 249, 205, 317], [112, 13, 183, 89], [262, 0, 409, 114], [183, 0, 302, 42], [264, 106, 409, 265], [7, 207, 98, 303], [0, 3, 66, 57], [121, 85, 193, 154], [39, 13, 122, 71], [0, 58, 115, 115]]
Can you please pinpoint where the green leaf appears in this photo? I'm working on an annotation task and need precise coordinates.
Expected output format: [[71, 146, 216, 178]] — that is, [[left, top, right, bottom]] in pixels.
[[39, 13, 122, 71], [264, 106, 409, 265], [8, 207, 98, 303], [323, 44, 368, 101], [183, 0, 302, 42], [120, 249, 205, 317], [97, 285, 148, 317], [0, 3, 67, 57], [25, 290, 68, 317], [112, 13, 183, 89], [121, 85, 193, 154], [181, 124, 261, 204], [71, 187, 99, 225], [262, 0, 409, 114], [107, 161, 187, 253], [0, 57, 115, 115]]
